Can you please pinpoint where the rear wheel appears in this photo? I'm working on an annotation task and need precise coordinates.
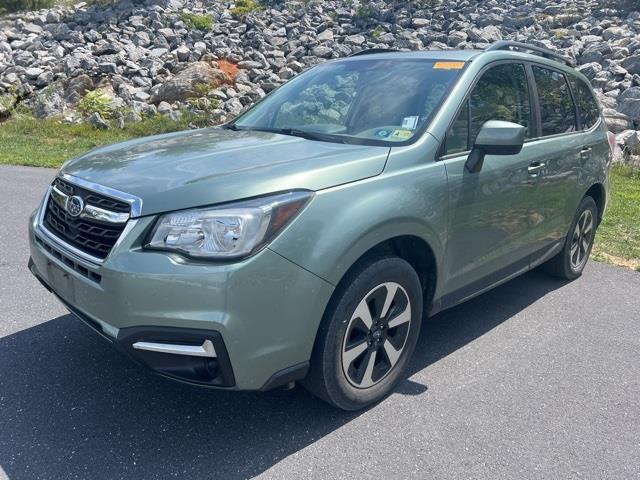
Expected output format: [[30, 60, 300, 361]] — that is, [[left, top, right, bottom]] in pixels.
[[542, 196, 598, 279], [303, 256, 423, 410]]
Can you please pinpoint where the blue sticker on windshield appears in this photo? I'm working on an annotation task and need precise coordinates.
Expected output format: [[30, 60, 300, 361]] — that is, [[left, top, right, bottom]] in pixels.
[[375, 129, 391, 138]]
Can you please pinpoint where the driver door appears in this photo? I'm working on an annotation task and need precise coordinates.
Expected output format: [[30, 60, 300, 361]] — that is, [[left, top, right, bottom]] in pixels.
[[440, 62, 546, 303]]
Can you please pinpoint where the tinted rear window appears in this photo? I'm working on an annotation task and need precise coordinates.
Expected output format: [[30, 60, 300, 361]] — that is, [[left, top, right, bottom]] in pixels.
[[569, 76, 601, 130], [532, 66, 577, 136]]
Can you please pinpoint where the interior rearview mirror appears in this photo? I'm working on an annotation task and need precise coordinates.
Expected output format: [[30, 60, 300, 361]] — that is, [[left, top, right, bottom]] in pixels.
[[465, 120, 526, 173]]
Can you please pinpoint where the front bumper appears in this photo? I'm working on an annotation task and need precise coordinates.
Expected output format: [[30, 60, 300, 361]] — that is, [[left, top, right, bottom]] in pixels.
[[28, 208, 334, 390]]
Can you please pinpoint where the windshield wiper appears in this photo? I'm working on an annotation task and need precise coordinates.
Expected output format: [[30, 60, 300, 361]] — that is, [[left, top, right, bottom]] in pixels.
[[258, 127, 347, 144], [222, 125, 347, 143]]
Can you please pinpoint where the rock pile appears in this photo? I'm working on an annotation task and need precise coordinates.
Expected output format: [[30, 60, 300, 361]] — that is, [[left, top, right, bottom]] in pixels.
[[0, 0, 639, 162]]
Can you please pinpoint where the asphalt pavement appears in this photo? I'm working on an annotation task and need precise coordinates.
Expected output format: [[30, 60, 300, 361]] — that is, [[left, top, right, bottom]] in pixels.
[[1, 165, 639, 480]]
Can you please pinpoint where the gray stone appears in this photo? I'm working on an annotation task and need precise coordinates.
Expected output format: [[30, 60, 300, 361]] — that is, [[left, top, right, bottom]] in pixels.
[[25, 67, 44, 79], [152, 61, 229, 103], [448, 31, 468, 47], [176, 45, 190, 62], [35, 70, 54, 87], [123, 110, 142, 124], [33, 83, 65, 118], [345, 34, 366, 45], [412, 18, 429, 28], [312, 46, 333, 58], [45, 11, 60, 24], [617, 130, 640, 152], [64, 75, 93, 105], [88, 112, 110, 129], [622, 56, 640, 75], [317, 29, 334, 42], [133, 91, 151, 102], [149, 48, 168, 58], [99, 63, 118, 74], [23, 23, 43, 35], [576, 62, 602, 80], [157, 101, 172, 114], [618, 87, 640, 120]]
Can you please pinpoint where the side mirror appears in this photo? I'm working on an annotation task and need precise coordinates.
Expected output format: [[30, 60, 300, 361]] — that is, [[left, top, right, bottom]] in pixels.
[[465, 120, 526, 173]]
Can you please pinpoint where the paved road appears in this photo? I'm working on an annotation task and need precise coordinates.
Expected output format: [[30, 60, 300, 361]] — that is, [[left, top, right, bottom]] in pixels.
[[1, 164, 639, 480]]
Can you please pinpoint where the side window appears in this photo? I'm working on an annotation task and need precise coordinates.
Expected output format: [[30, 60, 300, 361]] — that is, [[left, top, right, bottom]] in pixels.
[[470, 63, 533, 144], [569, 76, 601, 130], [445, 63, 532, 155], [532, 66, 577, 136]]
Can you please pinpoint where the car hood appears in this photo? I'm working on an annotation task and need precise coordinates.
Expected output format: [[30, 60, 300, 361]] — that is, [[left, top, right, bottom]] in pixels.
[[61, 128, 390, 216]]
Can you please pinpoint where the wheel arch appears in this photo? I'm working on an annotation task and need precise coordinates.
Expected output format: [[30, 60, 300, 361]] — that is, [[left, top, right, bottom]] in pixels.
[[322, 233, 440, 328], [584, 182, 606, 225]]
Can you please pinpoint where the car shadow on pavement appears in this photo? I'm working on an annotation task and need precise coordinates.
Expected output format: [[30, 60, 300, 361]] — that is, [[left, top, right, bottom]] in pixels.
[[0, 269, 567, 480]]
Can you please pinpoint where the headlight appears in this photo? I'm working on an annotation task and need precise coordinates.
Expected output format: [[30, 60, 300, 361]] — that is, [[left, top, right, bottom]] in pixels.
[[145, 191, 313, 259]]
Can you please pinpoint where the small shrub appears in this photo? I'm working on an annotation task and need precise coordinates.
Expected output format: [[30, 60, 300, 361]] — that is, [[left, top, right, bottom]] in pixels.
[[371, 26, 384, 39], [354, 5, 375, 20], [230, 0, 264, 19], [78, 90, 114, 119], [179, 12, 214, 31], [193, 82, 211, 97], [0, 0, 55, 14]]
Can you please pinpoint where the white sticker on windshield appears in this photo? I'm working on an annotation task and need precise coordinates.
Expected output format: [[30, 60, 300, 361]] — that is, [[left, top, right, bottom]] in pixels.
[[402, 116, 419, 130]]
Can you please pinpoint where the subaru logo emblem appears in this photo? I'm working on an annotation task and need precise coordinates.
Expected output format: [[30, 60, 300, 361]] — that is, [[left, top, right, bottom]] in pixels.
[[66, 195, 84, 217]]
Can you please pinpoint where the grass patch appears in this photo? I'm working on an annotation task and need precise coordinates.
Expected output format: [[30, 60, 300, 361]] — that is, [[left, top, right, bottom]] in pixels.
[[0, 0, 117, 14], [592, 165, 640, 270], [0, 114, 195, 168], [0, 0, 55, 14], [179, 12, 214, 30]]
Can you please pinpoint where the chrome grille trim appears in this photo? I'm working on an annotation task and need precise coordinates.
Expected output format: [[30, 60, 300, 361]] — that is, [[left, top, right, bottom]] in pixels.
[[50, 185, 130, 224], [36, 175, 143, 265], [60, 173, 143, 217]]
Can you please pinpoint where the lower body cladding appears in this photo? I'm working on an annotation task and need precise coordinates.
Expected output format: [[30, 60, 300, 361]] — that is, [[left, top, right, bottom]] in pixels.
[[28, 215, 335, 391]]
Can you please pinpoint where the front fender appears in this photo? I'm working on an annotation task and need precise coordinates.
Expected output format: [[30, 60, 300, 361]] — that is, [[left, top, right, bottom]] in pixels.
[[269, 162, 449, 294]]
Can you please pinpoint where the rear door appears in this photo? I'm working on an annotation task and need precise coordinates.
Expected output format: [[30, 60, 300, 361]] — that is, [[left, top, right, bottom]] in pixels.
[[440, 62, 548, 301], [527, 65, 583, 247]]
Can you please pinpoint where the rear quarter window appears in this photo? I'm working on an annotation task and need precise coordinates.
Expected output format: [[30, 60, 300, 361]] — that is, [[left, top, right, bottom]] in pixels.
[[568, 76, 601, 130], [532, 65, 577, 136]]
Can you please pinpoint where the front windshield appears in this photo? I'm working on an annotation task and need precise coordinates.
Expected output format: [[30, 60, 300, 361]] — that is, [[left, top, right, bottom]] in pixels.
[[232, 58, 465, 145]]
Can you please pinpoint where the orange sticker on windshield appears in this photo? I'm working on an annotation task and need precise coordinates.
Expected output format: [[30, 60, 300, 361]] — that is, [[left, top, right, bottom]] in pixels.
[[433, 61, 465, 70]]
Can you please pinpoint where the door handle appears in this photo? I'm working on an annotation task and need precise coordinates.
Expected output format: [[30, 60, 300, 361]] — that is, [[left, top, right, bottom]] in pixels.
[[527, 162, 545, 175], [580, 147, 592, 162]]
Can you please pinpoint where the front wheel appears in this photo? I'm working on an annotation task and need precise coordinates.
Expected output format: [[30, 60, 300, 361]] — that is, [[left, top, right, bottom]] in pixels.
[[542, 196, 598, 279], [302, 256, 423, 410]]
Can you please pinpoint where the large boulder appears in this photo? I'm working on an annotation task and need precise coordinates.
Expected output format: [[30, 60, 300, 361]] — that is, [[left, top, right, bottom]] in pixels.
[[617, 87, 640, 121], [622, 55, 640, 75], [604, 108, 634, 133], [64, 74, 94, 106], [151, 62, 230, 104], [33, 82, 66, 119]]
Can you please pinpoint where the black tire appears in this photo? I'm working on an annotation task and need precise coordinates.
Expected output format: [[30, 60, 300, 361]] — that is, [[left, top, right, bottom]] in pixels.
[[541, 196, 598, 280], [302, 256, 423, 410]]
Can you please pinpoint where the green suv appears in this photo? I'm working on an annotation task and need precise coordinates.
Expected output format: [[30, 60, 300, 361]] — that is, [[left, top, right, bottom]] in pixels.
[[29, 42, 612, 410]]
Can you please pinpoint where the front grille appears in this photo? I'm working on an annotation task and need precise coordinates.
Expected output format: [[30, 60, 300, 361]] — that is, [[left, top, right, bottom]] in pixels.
[[43, 178, 129, 260]]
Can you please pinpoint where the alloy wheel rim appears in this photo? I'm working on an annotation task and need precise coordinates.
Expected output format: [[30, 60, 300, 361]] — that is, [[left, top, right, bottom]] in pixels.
[[570, 209, 594, 270], [341, 282, 412, 389]]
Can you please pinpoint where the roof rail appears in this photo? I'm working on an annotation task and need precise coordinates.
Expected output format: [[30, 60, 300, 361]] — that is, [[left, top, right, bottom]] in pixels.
[[349, 48, 399, 57], [486, 40, 575, 67]]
